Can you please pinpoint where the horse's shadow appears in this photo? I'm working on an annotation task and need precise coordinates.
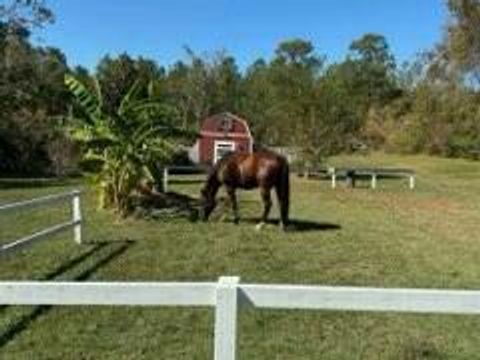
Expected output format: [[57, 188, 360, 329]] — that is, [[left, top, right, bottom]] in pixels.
[[241, 217, 341, 232]]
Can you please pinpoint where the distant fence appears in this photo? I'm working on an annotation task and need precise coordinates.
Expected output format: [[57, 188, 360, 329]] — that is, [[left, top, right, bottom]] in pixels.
[[163, 165, 416, 192], [328, 167, 416, 190], [162, 166, 209, 193], [0, 190, 82, 256]]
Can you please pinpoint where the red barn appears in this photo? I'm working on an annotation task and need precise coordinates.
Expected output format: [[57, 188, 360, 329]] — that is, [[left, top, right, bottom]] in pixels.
[[190, 113, 253, 165]]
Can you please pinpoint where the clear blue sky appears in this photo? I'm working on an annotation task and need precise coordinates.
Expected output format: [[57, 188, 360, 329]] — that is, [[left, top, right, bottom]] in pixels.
[[36, 0, 448, 71]]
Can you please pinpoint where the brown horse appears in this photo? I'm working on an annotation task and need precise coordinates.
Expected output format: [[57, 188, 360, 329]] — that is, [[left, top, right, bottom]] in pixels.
[[199, 150, 290, 229]]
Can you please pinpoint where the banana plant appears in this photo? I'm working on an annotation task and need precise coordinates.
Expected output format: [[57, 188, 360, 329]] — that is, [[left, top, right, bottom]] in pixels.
[[65, 74, 196, 216]]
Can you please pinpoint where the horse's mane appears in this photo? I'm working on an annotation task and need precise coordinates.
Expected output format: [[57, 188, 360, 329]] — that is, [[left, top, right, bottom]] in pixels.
[[204, 156, 226, 190], [214, 151, 236, 169]]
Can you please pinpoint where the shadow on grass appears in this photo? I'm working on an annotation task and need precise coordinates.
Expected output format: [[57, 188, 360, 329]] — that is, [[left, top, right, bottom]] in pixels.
[[169, 179, 205, 185], [134, 191, 200, 222], [239, 218, 342, 232], [0, 239, 135, 349]]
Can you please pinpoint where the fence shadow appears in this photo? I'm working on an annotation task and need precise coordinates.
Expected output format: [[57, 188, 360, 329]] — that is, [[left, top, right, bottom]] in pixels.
[[0, 239, 135, 348]]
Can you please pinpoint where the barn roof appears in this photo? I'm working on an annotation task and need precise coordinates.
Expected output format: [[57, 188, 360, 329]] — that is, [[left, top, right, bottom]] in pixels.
[[201, 112, 253, 139]]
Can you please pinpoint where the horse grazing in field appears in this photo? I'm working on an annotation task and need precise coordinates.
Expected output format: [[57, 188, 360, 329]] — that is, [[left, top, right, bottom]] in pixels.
[[199, 150, 290, 230]]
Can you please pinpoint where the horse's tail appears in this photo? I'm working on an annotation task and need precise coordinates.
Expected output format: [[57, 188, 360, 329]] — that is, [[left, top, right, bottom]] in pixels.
[[278, 158, 290, 226]]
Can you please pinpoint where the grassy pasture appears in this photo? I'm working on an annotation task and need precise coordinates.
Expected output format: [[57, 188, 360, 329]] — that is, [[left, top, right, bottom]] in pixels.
[[0, 153, 480, 359]]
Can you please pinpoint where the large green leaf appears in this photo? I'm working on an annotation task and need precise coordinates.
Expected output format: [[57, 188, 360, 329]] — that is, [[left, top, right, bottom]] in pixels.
[[118, 79, 144, 117], [65, 73, 197, 215], [65, 74, 101, 123]]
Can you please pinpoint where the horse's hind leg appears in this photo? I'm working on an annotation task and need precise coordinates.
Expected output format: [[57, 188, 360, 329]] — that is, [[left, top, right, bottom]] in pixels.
[[275, 185, 289, 231], [256, 187, 272, 230], [226, 187, 240, 224]]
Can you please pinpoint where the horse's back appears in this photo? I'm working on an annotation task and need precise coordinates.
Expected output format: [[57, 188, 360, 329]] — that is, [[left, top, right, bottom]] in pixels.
[[216, 150, 287, 189]]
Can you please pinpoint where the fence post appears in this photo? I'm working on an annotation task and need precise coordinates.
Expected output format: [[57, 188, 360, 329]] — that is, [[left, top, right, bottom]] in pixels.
[[371, 173, 377, 189], [72, 191, 82, 244], [409, 175, 415, 190], [329, 167, 336, 189], [214, 276, 240, 360], [163, 167, 169, 193]]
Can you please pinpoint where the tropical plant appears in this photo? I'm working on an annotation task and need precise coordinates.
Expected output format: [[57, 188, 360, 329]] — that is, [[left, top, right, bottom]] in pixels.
[[65, 74, 195, 216]]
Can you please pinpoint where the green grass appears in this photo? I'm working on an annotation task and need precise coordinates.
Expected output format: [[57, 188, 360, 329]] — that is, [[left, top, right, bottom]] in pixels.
[[1, 153, 480, 359]]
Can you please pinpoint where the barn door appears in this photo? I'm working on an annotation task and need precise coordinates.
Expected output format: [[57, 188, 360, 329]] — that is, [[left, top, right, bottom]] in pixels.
[[214, 141, 235, 163]]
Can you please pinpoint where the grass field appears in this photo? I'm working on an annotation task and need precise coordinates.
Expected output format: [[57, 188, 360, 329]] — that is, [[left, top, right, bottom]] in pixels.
[[1, 153, 480, 359]]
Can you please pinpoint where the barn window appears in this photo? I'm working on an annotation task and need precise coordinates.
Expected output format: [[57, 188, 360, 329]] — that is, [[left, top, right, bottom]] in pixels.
[[214, 140, 235, 163], [218, 118, 233, 133]]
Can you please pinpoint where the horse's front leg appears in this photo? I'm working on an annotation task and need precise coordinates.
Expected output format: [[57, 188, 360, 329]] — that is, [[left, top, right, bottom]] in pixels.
[[256, 187, 272, 230], [226, 187, 240, 224]]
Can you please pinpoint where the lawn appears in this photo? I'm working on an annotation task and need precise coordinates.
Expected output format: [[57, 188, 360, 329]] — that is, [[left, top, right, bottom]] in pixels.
[[1, 153, 480, 359]]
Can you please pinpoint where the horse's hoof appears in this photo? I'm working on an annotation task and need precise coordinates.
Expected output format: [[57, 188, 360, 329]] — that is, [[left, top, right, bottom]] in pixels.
[[255, 222, 265, 231], [280, 223, 289, 232]]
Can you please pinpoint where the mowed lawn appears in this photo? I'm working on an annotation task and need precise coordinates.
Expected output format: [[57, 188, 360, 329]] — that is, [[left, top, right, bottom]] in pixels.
[[1, 153, 480, 359]]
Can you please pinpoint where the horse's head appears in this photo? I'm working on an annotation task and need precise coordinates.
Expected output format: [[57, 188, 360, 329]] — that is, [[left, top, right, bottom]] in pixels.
[[199, 168, 221, 221], [199, 186, 217, 221]]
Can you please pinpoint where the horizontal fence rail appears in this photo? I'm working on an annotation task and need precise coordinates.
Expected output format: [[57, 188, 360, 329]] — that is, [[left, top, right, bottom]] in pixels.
[[162, 166, 209, 193], [0, 220, 81, 256], [1, 277, 480, 359], [0, 190, 82, 256], [241, 284, 480, 315], [0, 281, 217, 306], [3, 280, 479, 313], [328, 167, 416, 190], [0, 190, 79, 212]]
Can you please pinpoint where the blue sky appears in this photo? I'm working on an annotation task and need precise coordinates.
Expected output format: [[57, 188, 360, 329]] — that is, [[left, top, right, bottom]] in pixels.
[[36, 0, 448, 71]]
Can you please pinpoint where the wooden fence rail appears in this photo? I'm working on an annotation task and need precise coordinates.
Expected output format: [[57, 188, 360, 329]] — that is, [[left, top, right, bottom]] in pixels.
[[1, 277, 480, 360], [0, 190, 82, 256], [328, 167, 416, 190], [162, 166, 209, 192]]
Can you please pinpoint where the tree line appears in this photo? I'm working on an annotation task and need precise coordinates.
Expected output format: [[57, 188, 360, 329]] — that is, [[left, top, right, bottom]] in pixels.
[[1, 0, 479, 177]]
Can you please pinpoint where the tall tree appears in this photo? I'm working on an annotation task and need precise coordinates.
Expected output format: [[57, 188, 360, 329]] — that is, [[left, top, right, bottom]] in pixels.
[[0, 0, 54, 30], [269, 39, 324, 146], [0, 21, 71, 175], [210, 55, 241, 114], [163, 49, 240, 129], [241, 58, 275, 143], [335, 34, 401, 121], [96, 53, 163, 116], [275, 38, 320, 67], [349, 33, 396, 70], [444, 0, 480, 85]]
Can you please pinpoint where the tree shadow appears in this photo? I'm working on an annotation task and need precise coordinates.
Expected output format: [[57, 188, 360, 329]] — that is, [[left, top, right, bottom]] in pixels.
[[0, 239, 135, 348], [240, 217, 342, 233]]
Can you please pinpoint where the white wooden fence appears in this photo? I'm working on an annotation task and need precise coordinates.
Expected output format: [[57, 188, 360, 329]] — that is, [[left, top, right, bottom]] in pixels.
[[0, 190, 82, 256], [2, 192, 480, 359], [328, 167, 416, 190], [162, 166, 208, 193], [1, 277, 480, 359]]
